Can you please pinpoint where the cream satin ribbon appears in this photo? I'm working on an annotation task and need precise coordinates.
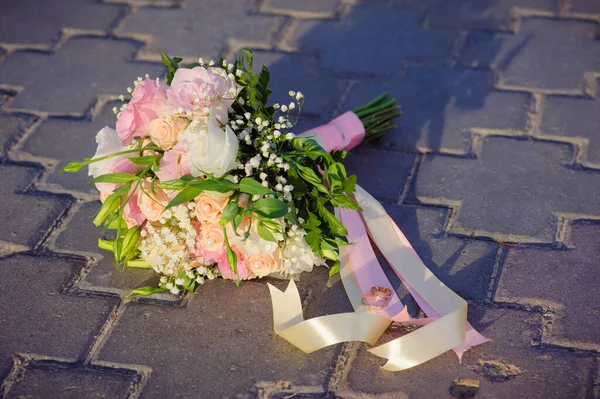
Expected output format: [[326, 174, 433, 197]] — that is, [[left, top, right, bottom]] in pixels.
[[268, 186, 479, 371]]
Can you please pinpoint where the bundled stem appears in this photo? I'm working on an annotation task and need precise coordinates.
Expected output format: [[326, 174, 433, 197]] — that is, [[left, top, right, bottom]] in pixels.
[[353, 93, 402, 141]]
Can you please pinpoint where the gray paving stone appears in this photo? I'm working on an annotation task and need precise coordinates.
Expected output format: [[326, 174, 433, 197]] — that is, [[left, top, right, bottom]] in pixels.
[[0, 113, 35, 157], [281, 4, 457, 76], [22, 103, 119, 195], [342, 68, 530, 153], [121, 0, 283, 60], [0, 37, 165, 114], [541, 94, 600, 164], [0, 165, 69, 247], [496, 222, 600, 348], [570, 0, 600, 14], [413, 137, 600, 241], [427, 0, 556, 30], [344, 148, 415, 202], [253, 52, 349, 118], [384, 204, 497, 300], [0, 0, 123, 46], [461, 18, 600, 90], [262, 0, 340, 17], [54, 201, 160, 296], [98, 279, 339, 398], [342, 307, 593, 398], [5, 365, 133, 399], [0, 255, 117, 380]]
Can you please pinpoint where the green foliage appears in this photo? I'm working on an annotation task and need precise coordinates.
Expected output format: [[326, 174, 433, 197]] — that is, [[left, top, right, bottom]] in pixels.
[[251, 198, 288, 218]]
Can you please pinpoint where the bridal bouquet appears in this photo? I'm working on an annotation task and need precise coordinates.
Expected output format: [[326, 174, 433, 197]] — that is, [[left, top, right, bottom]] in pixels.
[[62, 49, 489, 371], [62, 50, 400, 296]]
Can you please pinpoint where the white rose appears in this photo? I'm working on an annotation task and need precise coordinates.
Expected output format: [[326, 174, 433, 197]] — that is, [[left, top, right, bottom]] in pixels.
[[281, 232, 325, 275], [179, 109, 239, 178], [231, 229, 279, 257], [88, 126, 130, 193]]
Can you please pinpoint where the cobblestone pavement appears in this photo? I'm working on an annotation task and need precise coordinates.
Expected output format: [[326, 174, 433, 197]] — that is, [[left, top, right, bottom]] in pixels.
[[1, 0, 599, 398]]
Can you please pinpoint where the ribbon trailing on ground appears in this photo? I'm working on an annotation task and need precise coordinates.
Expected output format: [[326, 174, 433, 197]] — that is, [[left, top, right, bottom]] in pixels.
[[268, 112, 489, 371]]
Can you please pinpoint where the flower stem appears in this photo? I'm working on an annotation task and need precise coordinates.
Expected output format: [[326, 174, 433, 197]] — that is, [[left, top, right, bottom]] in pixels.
[[353, 93, 402, 141]]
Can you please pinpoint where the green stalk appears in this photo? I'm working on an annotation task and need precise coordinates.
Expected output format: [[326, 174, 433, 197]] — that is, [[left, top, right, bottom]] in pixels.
[[353, 93, 402, 141]]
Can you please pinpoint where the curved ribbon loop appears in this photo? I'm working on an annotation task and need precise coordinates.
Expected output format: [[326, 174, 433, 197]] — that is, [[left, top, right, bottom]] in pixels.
[[268, 114, 488, 371]]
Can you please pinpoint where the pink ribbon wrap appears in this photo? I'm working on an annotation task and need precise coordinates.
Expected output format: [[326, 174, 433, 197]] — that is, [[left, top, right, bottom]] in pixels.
[[299, 112, 489, 363]]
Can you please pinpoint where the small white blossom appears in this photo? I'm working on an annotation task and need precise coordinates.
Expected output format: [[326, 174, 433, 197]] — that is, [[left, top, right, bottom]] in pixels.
[[296, 92, 304, 100], [280, 105, 288, 112], [289, 91, 296, 97], [273, 103, 280, 109], [175, 278, 185, 286], [289, 102, 296, 110]]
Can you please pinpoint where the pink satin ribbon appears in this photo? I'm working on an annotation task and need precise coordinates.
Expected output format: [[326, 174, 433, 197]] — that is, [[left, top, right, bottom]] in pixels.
[[303, 112, 489, 361]]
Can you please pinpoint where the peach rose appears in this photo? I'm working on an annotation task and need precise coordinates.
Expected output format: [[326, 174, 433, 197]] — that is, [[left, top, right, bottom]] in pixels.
[[137, 181, 169, 221], [196, 222, 225, 263], [195, 192, 229, 223], [149, 116, 187, 150], [246, 250, 281, 278]]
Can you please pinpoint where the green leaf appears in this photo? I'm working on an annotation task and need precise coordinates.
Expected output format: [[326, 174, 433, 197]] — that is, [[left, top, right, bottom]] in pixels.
[[343, 174, 357, 194], [303, 213, 323, 257], [166, 186, 202, 209], [257, 223, 277, 242], [93, 193, 120, 227], [121, 227, 141, 258], [239, 177, 272, 195], [88, 172, 138, 185], [329, 261, 340, 276], [251, 198, 288, 218], [226, 243, 238, 276], [131, 286, 168, 296], [105, 215, 127, 230], [189, 179, 236, 193], [159, 175, 195, 190], [129, 155, 158, 166], [315, 202, 348, 237], [220, 202, 239, 226], [98, 238, 113, 251], [127, 259, 152, 269], [321, 238, 339, 261], [284, 202, 298, 225], [61, 161, 84, 173], [331, 194, 361, 211]]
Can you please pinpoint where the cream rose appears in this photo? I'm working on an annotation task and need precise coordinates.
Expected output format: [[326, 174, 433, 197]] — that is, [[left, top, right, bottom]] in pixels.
[[137, 180, 169, 221], [246, 250, 281, 277], [149, 116, 187, 150], [195, 192, 229, 223], [198, 223, 225, 252], [178, 109, 238, 178]]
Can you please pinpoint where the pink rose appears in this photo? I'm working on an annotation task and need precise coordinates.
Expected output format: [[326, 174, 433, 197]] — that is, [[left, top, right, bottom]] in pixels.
[[116, 78, 168, 145], [246, 250, 282, 278], [218, 246, 254, 280], [137, 180, 169, 221], [155, 143, 190, 183], [195, 192, 229, 223], [123, 189, 145, 228], [166, 67, 240, 122], [149, 116, 187, 150]]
